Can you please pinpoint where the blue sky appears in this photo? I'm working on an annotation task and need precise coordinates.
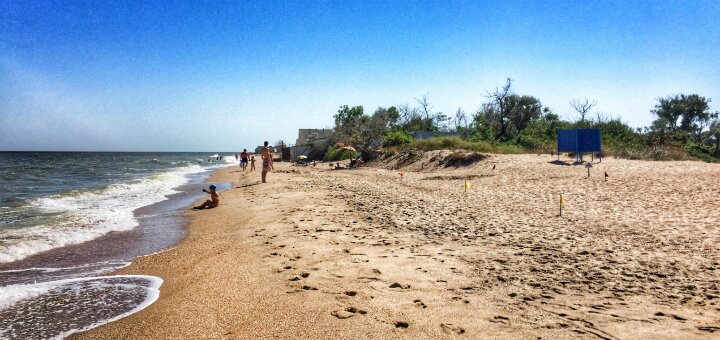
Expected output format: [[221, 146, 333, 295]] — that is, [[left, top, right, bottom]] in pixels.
[[1, 0, 718, 151]]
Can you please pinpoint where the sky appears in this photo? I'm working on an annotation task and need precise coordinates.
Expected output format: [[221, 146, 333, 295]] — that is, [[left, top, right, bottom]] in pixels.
[[1, 0, 718, 152]]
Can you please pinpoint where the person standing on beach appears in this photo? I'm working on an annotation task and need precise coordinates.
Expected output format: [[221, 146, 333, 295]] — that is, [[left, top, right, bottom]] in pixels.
[[250, 156, 256, 171], [261, 141, 273, 183], [240, 149, 250, 171]]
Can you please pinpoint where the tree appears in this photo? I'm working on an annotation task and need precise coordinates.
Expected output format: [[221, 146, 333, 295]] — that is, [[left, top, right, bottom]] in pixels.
[[416, 93, 434, 131], [434, 112, 451, 131], [454, 108, 468, 135], [593, 111, 611, 124], [651, 94, 715, 140], [485, 78, 513, 140], [470, 103, 496, 141], [386, 106, 400, 129], [334, 105, 364, 129], [570, 97, 597, 123], [508, 95, 543, 133], [396, 104, 421, 132], [479, 80, 543, 141], [707, 118, 720, 157], [332, 105, 397, 155], [333, 105, 365, 147]]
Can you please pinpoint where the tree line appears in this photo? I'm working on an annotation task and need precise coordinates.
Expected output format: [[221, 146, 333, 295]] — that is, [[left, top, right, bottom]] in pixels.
[[323, 78, 720, 162]]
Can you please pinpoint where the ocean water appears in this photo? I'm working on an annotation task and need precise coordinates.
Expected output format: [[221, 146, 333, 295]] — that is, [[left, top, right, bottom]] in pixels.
[[0, 152, 236, 338]]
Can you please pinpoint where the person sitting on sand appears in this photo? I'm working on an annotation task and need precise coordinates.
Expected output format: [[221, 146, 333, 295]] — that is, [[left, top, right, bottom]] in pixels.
[[250, 156, 256, 171], [194, 184, 219, 209]]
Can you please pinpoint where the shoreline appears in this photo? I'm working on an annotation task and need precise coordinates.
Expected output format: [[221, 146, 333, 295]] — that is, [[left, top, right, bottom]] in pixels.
[[74, 155, 720, 339], [0, 163, 233, 338], [73, 164, 402, 339]]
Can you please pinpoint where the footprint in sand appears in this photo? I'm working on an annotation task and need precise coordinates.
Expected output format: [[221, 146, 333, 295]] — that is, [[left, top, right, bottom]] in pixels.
[[331, 310, 355, 319], [413, 299, 427, 308], [490, 316, 509, 324], [394, 321, 409, 329], [698, 326, 720, 333], [440, 323, 465, 335], [389, 282, 411, 289], [331, 307, 367, 319]]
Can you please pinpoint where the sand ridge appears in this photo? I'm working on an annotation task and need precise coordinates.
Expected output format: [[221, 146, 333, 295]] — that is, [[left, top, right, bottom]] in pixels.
[[75, 154, 720, 339]]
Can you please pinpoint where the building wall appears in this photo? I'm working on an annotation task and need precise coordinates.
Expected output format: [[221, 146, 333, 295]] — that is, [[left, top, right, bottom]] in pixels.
[[290, 146, 309, 160], [296, 128, 334, 146]]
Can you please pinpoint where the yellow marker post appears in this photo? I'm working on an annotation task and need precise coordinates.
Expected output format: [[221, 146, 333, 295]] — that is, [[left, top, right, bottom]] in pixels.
[[559, 194, 565, 216], [464, 179, 471, 192]]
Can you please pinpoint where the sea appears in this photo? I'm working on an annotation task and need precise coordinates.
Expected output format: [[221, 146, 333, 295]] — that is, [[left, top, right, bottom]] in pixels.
[[0, 152, 237, 339]]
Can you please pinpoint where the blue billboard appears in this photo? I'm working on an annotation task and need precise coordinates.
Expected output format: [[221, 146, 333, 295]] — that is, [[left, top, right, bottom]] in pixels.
[[557, 129, 602, 154]]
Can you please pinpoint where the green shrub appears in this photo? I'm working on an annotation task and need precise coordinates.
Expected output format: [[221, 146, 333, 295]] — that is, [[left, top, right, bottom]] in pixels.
[[382, 130, 414, 147], [324, 146, 355, 161], [403, 137, 525, 154], [686, 143, 720, 162]]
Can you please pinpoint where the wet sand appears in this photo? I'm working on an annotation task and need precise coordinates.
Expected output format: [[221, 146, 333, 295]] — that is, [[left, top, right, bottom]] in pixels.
[[75, 154, 720, 339]]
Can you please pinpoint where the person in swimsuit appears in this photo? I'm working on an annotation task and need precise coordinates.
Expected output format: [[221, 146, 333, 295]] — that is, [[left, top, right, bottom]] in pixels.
[[240, 149, 250, 170], [250, 156, 256, 171], [194, 184, 219, 209], [261, 141, 273, 183]]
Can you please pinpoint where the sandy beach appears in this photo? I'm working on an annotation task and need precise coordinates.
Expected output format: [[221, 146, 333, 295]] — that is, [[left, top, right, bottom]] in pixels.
[[74, 153, 720, 339]]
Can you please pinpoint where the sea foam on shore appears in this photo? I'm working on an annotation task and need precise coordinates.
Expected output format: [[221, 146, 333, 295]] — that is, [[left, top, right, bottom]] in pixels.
[[1, 159, 233, 264]]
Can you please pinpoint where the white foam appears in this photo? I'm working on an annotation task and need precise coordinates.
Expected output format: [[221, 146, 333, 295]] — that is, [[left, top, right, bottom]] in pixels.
[[0, 275, 163, 339], [0, 281, 54, 310], [0, 261, 130, 274], [55, 275, 163, 339], [0, 164, 209, 264]]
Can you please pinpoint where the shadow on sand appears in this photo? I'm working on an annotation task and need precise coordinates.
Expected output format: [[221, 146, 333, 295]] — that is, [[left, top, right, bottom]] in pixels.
[[548, 160, 586, 166], [237, 182, 261, 188]]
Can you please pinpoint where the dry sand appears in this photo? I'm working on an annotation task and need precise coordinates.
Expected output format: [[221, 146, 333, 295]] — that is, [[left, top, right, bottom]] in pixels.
[[74, 153, 720, 339]]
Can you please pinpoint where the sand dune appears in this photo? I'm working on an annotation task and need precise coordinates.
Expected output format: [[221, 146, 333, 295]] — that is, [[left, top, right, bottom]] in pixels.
[[76, 154, 720, 339]]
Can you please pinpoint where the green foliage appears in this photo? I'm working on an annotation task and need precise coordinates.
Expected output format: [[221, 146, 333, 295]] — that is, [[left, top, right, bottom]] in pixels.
[[686, 143, 720, 162], [405, 137, 524, 154], [327, 85, 720, 162], [324, 145, 355, 161], [332, 105, 390, 156], [651, 94, 715, 137], [382, 130, 413, 147]]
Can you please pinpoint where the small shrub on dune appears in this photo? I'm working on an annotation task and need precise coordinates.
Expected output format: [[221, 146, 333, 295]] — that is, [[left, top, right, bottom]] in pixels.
[[324, 146, 354, 161], [405, 137, 525, 154], [382, 131, 414, 147]]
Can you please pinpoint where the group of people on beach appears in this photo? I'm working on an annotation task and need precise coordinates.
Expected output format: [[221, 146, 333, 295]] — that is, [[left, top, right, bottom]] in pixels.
[[235, 150, 255, 171], [195, 141, 274, 210]]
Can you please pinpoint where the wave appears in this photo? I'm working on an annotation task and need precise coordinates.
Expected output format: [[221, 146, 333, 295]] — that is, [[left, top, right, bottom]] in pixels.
[[0, 275, 162, 339], [0, 164, 209, 264]]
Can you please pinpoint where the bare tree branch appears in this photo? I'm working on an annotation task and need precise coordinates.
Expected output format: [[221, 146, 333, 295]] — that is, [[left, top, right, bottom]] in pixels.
[[415, 93, 434, 131], [484, 78, 513, 140], [570, 97, 598, 122]]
